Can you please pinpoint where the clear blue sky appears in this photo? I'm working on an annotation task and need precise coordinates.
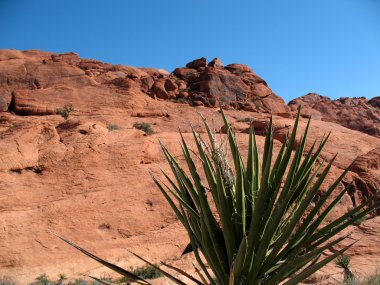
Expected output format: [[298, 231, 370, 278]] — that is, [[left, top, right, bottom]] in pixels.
[[1, 0, 379, 102]]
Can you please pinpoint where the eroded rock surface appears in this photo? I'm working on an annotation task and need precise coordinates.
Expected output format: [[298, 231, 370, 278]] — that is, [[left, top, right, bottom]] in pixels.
[[289, 93, 380, 137], [0, 51, 289, 117]]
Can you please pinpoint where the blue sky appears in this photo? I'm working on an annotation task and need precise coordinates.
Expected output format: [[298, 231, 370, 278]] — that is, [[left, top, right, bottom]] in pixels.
[[1, 0, 379, 102]]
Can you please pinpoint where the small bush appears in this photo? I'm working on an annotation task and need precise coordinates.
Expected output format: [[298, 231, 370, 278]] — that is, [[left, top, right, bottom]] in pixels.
[[117, 265, 162, 283], [28, 273, 71, 285], [341, 270, 380, 285], [132, 265, 162, 279], [0, 278, 16, 285], [107, 124, 121, 132], [56, 104, 74, 120], [186, 71, 196, 76], [29, 274, 53, 285], [133, 122, 154, 135], [236, 117, 253, 123], [361, 272, 380, 285], [67, 279, 92, 285], [336, 255, 355, 284]]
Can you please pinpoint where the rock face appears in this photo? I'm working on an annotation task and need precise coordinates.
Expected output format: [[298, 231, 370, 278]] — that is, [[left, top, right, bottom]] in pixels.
[[0, 50, 380, 284], [175, 58, 289, 113], [0, 51, 289, 117], [289, 93, 380, 137], [349, 147, 380, 213]]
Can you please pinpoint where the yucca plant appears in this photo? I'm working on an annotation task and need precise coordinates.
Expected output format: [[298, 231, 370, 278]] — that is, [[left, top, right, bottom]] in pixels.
[[56, 107, 379, 285]]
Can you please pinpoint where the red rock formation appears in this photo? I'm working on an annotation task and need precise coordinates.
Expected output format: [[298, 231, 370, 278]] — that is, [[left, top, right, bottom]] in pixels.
[[349, 147, 380, 213], [0, 50, 380, 284], [0, 51, 289, 116], [185, 57, 207, 69], [177, 58, 289, 113], [289, 93, 380, 137], [152, 78, 179, 99], [208, 57, 224, 68]]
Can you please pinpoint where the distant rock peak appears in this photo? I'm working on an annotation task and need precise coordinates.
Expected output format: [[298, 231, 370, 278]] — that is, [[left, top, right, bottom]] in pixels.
[[289, 93, 380, 137]]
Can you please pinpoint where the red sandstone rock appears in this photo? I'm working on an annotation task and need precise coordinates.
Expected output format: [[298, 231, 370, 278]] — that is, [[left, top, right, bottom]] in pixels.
[[185, 57, 207, 69], [289, 93, 380, 137], [0, 49, 380, 284], [152, 78, 178, 99], [208, 57, 224, 68], [11, 90, 56, 115], [180, 62, 289, 114], [199, 67, 251, 106], [172, 67, 197, 80], [349, 147, 380, 212], [368, 96, 380, 108], [225, 63, 254, 74], [0, 51, 290, 115]]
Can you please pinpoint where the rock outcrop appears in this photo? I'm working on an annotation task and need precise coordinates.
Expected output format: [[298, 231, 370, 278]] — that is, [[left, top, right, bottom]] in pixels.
[[289, 93, 380, 137], [173, 58, 289, 113], [0, 51, 289, 117], [349, 147, 380, 213]]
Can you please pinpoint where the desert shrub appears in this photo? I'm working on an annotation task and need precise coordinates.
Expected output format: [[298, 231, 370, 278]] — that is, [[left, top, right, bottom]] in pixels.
[[236, 117, 253, 122], [116, 265, 162, 283], [56, 104, 74, 120], [28, 273, 68, 285], [107, 124, 121, 132], [359, 272, 380, 285], [186, 71, 196, 77], [133, 122, 154, 135], [342, 271, 380, 285], [57, 107, 379, 285], [67, 279, 93, 285], [132, 265, 162, 279], [336, 255, 355, 284], [0, 278, 16, 285], [29, 274, 53, 285]]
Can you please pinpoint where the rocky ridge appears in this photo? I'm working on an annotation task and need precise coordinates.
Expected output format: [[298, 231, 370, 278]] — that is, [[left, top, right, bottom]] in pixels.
[[0, 50, 289, 117], [289, 93, 380, 137], [0, 50, 379, 284]]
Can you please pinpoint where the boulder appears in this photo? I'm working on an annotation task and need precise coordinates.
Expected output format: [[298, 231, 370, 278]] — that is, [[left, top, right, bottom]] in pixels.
[[51, 52, 81, 64], [199, 67, 251, 106], [368, 97, 380, 108], [225, 63, 253, 74], [108, 77, 140, 90], [350, 147, 380, 213], [173, 68, 197, 80], [185, 57, 207, 69], [208, 57, 224, 68], [140, 76, 155, 93], [181, 62, 289, 113], [152, 78, 178, 99]]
